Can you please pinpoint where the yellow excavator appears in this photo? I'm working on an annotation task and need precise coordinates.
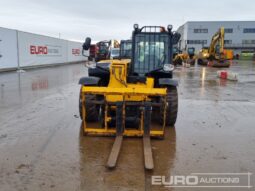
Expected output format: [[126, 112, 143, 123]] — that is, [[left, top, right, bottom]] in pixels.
[[79, 24, 180, 170], [173, 47, 196, 66], [197, 27, 230, 67]]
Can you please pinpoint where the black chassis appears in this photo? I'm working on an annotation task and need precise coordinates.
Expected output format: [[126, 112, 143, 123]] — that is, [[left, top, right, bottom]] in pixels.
[[78, 66, 177, 88]]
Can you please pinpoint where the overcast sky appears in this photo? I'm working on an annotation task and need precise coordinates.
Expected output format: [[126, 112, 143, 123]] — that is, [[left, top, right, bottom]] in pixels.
[[0, 0, 254, 42]]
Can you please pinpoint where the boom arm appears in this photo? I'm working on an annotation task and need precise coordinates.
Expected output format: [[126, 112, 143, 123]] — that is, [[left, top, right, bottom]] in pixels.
[[208, 27, 224, 56]]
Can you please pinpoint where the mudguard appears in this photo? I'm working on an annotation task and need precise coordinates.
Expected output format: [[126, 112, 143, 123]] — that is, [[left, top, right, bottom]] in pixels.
[[78, 76, 100, 86], [158, 78, 178, 87]]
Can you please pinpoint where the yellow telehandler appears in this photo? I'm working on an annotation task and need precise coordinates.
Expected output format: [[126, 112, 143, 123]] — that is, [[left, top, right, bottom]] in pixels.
[[79, 24, 180, 170]]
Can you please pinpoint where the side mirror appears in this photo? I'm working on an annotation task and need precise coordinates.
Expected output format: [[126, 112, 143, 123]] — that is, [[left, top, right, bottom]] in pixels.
[[82, 37, 91, 51], [172, 32, 181, 45]]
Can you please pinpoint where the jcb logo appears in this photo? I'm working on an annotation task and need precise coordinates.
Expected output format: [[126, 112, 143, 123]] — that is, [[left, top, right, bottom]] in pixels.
[[30, 45, 48, 55]]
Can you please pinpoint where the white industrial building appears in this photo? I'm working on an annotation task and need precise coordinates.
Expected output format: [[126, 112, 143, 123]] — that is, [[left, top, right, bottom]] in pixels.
[[177, 21, 255, 54]]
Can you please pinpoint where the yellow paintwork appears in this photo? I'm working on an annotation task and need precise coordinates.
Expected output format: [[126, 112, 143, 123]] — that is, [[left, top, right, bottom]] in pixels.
[[92, 59, 166, 102], [209, 27, 225, 57], [173, 51, 196, 64], [84, 128, 164, 137], [198, 48, 209, 61], [82, 86, 166, 96], [81, 59, 167, 137], [173, 53, 188, 63], [224, 49, 234, 60]]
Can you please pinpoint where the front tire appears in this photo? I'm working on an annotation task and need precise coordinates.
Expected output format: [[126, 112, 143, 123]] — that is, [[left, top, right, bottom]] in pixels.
[[160, 86, 178, 126], [79, 86, 99, 121]]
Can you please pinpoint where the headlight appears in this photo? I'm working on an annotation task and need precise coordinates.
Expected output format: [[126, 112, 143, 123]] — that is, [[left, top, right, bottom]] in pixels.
[[163, 64, 174, 72], [204, 53, 210, 57]]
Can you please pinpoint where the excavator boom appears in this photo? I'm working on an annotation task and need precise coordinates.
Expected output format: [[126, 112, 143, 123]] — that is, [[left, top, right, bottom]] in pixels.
[[208, 27, 225, 57], [197, 27, 231, 67]]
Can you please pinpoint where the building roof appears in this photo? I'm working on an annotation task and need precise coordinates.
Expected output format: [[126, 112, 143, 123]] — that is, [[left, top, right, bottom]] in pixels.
[[185, 20, 255, 24]]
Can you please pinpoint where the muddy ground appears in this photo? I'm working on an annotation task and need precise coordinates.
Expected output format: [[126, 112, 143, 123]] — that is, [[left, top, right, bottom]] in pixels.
[[0, 61, 255, 191]]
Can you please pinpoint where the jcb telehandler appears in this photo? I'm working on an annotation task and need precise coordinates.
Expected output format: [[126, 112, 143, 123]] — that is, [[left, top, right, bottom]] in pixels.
[[79, 24, 180, 170], [119, 39, 132, 59]]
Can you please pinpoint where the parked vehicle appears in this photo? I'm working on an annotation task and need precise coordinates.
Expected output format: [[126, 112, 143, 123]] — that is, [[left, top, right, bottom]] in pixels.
[[197, 27, 230, 67], [79, 24, 180, 170], [95, 41, 110, 62], [95, 40, 120, 61], [110, 48, 120, 59]]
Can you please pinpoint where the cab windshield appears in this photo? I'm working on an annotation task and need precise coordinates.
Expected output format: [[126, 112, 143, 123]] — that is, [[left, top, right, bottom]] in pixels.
[[120, 41, 132, 58], [133, 33, 169, 75]]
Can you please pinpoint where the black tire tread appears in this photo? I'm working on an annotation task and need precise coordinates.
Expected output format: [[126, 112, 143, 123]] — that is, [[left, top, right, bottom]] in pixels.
[[160, 86, 178, 126], [79, 88, 98, 121]]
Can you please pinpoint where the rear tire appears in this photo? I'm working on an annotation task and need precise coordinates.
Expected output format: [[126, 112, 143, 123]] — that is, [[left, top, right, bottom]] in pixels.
[[160, 86, 178, 127], [79, 86, 99, 121], [197, 58, 202, 65]]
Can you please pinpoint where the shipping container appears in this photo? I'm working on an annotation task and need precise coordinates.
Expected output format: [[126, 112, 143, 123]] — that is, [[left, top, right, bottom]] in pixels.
[[0, 27, 87, 72], [0, 27, 18, 70]]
